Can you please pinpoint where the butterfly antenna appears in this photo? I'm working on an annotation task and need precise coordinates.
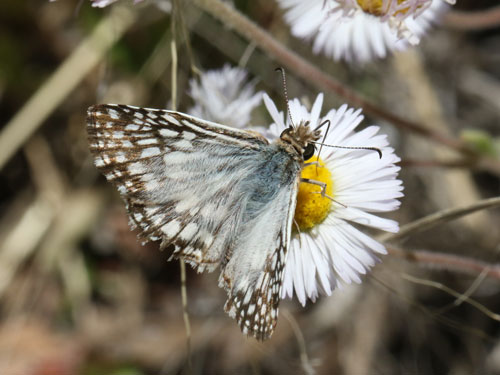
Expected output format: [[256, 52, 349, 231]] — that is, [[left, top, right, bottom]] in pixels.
[[313, 119, 332, 173], [275, 67, 296, 129], [311, 142, 383, 159], [315, 119, 331, 160]]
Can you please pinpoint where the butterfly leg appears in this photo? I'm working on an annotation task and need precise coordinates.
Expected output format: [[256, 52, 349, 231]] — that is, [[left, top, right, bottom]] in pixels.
[[303, 161, 325, 174], [300, 178, 332, 198], [300, 178, 347, 208], [303, 161, 321, 167]]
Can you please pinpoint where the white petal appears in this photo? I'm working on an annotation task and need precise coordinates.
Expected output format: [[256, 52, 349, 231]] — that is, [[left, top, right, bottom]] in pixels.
[[309, 93, 324, 128], [292, 243, 307, 305], [335, 207, 400, 233], [263, 93, 286, 130]]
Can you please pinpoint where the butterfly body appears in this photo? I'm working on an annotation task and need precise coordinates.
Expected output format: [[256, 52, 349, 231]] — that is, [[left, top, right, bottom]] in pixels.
[[239, 144, 299, 214], [87, 104, 320, 340]]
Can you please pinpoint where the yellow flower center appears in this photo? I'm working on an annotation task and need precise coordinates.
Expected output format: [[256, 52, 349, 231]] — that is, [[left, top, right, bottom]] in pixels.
[[294, 156, 334, 231], [355, 0, 419, 17], [356, 0, 385, 16]]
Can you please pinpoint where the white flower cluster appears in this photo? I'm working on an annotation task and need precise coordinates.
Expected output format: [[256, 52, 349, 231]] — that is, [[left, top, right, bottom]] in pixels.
[[277, 0, 453, 63], [188, 64, 263, 129]]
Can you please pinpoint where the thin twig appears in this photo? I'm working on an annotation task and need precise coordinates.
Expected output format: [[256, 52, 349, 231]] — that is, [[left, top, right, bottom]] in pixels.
[[170, 10, 192, 369], [380, 196, 500, 243], [171, 2, 178, 112], [282, 310, 315, 375], [179, 259, 192, 371], [400, 272, 500, 322], [401, 155, 500, 175], [191, 0, 474, 155], [171, 40, 178, 109], [138, 28, 173, 88], [373, 276, 495, 341], [0, 6, 136, 170], [387, 246, 500, 280], [451, 270, 488, 309], [238, 41, 257, 68], [444, 6, 500, 31], [176, 0, 200, 75]]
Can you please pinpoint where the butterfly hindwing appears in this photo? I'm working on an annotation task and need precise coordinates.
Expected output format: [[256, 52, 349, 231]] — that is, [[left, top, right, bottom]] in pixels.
[[221, 177, 299, 340], [87, 104, 270, 271], [218, 144, 301, 340]]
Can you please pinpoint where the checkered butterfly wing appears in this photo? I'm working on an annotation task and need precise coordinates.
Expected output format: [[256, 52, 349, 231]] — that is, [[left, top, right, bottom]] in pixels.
[[87, 104, 299, 340]]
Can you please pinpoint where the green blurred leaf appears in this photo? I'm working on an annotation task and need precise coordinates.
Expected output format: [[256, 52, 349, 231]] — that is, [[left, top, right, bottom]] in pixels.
[[461, 129, 499, 157]]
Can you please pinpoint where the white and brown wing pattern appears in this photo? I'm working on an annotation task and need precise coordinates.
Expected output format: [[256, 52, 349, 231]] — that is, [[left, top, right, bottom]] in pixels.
[[221, 169, 299, 340], [87, 104, 301, 340], [87, 104, 267, 271]]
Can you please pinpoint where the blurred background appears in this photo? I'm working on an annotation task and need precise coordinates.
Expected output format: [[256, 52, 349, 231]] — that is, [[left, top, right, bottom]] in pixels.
[[0, 0, 499, 374]]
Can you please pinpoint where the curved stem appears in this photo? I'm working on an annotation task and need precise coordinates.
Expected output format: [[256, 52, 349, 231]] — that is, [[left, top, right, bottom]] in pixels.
[[179, 260, 192, 371], [282, 310, 315, 375]]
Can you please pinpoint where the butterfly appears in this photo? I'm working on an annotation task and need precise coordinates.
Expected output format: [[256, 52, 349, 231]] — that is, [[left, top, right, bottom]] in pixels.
[[87, 103, 323, 340]]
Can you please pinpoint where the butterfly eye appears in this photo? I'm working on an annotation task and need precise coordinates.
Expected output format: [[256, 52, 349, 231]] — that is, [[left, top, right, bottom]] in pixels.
[[303, 143, 315, 161], [280, 127, 293, 137]]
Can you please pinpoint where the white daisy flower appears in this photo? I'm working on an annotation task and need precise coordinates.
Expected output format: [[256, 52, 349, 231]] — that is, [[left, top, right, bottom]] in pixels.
[[188, 64, 264, 129], [263, 93, 403, 305], [277, 0, 452, 63]]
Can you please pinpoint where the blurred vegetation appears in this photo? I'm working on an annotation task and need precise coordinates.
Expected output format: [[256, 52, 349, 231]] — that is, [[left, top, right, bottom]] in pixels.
[[0, 0, 499, 374]]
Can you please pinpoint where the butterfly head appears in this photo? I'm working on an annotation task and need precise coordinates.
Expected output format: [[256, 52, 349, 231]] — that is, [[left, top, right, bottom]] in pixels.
[[279, 121, 322, 161]]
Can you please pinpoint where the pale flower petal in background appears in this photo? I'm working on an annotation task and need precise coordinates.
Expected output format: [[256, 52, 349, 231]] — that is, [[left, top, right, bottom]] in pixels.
[[188, 64, 264, 129], [277, 0, 452, 63]]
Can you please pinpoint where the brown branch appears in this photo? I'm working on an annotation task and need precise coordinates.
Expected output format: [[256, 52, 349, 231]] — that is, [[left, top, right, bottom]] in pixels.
[[191, 0, 474, 155], [444, 6, 500, 31], [380, 196, 500, 243], [400, 157, 500, 175], [388, 246, 500, 281]]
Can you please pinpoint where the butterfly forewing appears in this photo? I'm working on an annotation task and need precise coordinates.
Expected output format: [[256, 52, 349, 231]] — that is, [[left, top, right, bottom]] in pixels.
[[87, 104, 300, 340], [88, 104, 266, 267]]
